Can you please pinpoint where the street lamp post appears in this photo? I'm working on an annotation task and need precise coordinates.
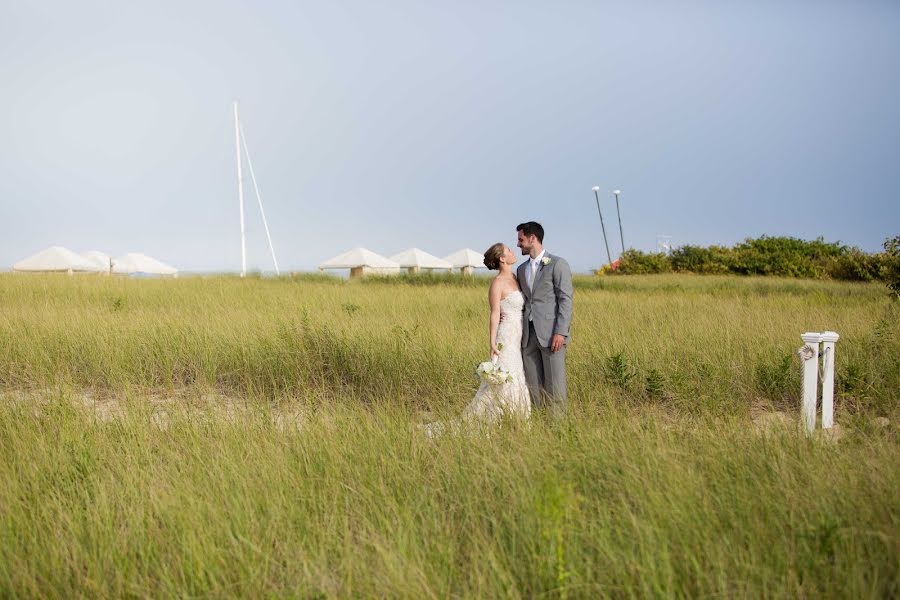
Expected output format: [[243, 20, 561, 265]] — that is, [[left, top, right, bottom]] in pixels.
[[591, 186, 613, 267], [613, 189, 625, 254]]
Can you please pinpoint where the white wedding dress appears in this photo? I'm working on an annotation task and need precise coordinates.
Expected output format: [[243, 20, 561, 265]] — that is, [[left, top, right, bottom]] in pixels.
[[423, 290, 531, 436]]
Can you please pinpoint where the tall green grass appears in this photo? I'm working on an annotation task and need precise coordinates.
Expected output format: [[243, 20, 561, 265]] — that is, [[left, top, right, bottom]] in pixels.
[[0, 273, 897, 597], [0, 399, 897, 598], [0, 273, 896, 416]]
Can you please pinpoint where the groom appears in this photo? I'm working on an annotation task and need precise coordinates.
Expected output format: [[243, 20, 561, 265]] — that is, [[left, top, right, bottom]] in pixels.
[[516, 221, 574, 418]]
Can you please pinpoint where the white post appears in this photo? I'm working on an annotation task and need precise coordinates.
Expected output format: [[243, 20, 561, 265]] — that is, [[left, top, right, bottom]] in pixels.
[[800, 332, 822, 434], [820, 331, 839, 429], [234, 101, 247, 278]]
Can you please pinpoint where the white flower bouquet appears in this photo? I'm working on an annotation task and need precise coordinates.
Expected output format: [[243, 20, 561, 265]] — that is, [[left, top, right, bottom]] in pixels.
[[476, 359, 513, 385]]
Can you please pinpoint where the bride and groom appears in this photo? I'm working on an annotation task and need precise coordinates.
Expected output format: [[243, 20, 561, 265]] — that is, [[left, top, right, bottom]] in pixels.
[[426, 221, 574, 434]]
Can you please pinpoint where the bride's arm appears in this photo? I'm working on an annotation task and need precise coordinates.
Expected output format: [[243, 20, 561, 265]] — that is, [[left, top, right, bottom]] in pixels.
[[488, 282, 502, 359]]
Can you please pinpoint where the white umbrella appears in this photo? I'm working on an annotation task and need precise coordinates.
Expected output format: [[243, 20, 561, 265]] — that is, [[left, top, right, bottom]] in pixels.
[[319, 247, 400, 278], [112, 253, 178, 276], [389, 248, 453, 273], [443, 248, 486, 275], [13, 246, 104, 273], [82, 250, 112, 272]]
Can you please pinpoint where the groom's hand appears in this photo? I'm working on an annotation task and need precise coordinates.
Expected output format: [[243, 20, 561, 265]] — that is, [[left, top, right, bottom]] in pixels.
[[550, 334, 565, 353]]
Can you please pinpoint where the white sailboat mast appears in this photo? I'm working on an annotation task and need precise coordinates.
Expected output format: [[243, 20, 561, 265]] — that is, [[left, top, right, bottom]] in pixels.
[[234, 101, 247, 278]]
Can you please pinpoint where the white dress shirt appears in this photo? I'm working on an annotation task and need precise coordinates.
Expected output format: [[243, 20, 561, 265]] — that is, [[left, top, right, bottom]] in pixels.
[[527, 250, 546, 322], [527, 249, 546, 291]]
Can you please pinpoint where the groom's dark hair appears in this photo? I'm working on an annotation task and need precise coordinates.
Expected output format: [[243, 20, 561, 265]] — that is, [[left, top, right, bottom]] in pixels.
[[517, 221, 544, 243]]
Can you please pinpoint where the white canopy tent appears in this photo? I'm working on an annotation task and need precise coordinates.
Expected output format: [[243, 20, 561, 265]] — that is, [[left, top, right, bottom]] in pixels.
[[82, 250, 112, 274], [389, 248, 453, 274], [319, 248, 400, 278], [13, 246, 105, 274], [112, 253, 178, 277], [444, 248, 486, 275]]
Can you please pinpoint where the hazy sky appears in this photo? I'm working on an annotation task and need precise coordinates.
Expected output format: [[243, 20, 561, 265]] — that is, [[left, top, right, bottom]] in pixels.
[[2, 0, 898, 273]]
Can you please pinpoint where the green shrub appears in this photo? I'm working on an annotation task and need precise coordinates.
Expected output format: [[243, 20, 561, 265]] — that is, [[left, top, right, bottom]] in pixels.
[[883, 235, 900, 297], [643, 368, 666, 400], [825, 250, 887, 282], [601, 236, 895, 283], [730, 236, 845, 278], [670, 245, 732, 274], [603, 352, 637, 390], [615, 249, 672, 274]]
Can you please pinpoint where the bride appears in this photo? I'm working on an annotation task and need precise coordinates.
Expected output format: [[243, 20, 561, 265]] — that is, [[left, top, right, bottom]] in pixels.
[[423, 243, 530, 436]]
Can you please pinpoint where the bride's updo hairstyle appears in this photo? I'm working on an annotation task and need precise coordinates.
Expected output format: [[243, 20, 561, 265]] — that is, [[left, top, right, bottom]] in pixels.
[[483, 243, 505, 270]]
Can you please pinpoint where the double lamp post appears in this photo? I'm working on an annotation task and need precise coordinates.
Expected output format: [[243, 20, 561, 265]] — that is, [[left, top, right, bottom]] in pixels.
[[591, 186, 625, 268]]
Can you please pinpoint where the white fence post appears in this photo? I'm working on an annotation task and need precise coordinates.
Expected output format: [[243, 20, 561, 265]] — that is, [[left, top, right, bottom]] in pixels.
[[820, 331, 839, 429], [800, 332, 822, 434]]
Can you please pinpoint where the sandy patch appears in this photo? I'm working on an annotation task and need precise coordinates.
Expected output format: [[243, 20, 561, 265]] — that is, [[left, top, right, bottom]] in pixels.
[[0, 389, 307, 433]]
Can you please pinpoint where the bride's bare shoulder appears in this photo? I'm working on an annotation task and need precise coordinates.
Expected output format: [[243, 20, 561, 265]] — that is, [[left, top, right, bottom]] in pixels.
[[493, 275, 519, 301]]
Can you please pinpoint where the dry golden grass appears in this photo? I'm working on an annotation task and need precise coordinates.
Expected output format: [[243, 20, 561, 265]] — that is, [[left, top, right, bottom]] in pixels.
[[0, 273, 897, 597]]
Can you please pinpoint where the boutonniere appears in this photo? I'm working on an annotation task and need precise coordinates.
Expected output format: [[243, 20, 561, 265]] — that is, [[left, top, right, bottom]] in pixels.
[[541, 257, 551, 266]]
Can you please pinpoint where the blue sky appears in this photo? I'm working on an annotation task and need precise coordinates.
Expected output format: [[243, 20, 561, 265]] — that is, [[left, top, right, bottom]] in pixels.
[[1, 0, 898, 273]]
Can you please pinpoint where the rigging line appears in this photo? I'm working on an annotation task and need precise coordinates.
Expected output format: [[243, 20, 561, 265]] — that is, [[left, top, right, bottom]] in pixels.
[[238, 122, 281, 276]]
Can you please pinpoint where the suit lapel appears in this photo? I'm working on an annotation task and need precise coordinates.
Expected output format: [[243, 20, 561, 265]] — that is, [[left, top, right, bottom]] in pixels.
[[533, 254, 550, 290], [517, 262, 530, 299]]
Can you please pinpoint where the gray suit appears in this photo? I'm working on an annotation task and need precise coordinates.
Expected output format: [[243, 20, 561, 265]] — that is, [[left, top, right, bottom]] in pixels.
[[518, 253, 574, 416]]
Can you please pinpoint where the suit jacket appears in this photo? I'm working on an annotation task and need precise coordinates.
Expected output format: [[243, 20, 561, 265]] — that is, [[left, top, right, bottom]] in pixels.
[[518, 253, 574, 348]]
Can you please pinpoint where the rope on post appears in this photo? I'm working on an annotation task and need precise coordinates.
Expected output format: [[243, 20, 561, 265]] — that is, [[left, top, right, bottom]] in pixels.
[[797, 344, 816, 361], [797, 344, 829, 383]]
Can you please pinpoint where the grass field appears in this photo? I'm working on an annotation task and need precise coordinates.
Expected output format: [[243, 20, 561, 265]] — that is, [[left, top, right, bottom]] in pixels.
[[0, 273, 897, 597]]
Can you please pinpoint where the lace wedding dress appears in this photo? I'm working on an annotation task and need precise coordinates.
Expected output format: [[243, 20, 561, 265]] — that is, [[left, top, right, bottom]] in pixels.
[[423, 291, 531, 436]]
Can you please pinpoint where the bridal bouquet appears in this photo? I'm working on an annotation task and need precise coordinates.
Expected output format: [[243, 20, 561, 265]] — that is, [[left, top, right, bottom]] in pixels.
[[476, 360, 513, 385]]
